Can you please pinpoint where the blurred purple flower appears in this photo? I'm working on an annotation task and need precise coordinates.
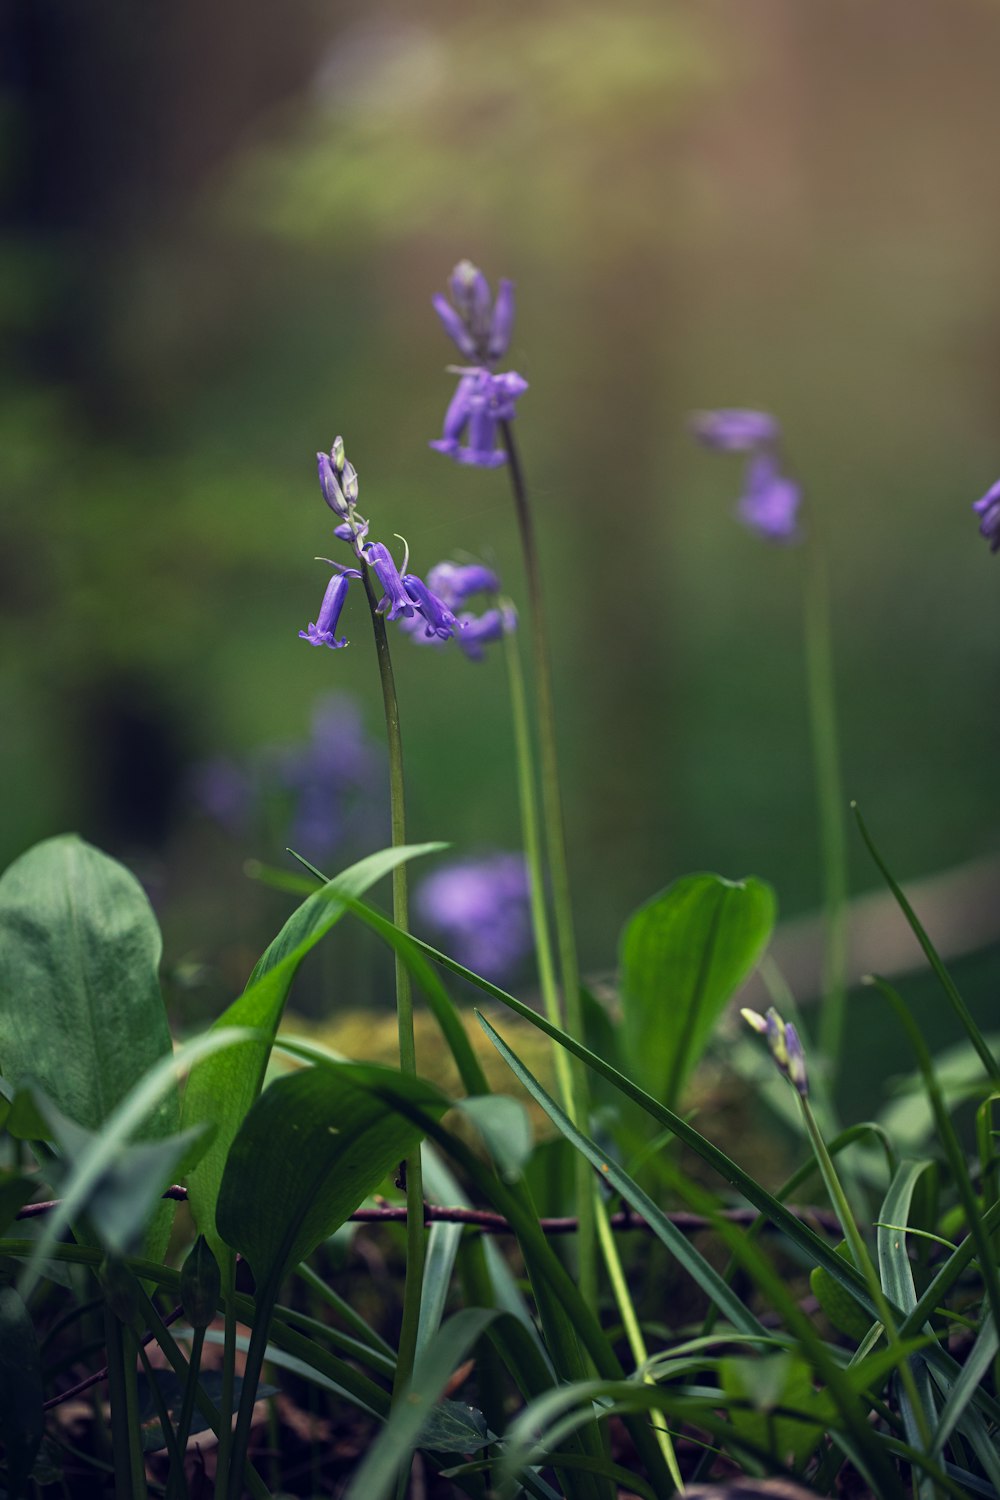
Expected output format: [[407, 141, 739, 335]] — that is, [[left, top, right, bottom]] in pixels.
[[690, 409, 781, 452], [973, 478, 1000, 553], [433, 260, 516, 364], [401, 558, 515, 661], [414, 853, 532, 982], [299, 567, 362, 649], [426, 561, 501, 606], [430, 369, 529, 469], [690, 407, 802, 544], [737, 452, 802, 543]]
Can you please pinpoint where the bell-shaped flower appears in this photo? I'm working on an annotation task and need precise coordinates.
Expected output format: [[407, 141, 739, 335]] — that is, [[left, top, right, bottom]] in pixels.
[[430, 369, 529, 469], [433, 260, 515, 365], [690, 409, 781, 452], [317, 450, 349, 518], [364, 542, 414, 620], [455, 606, 516, 661], [299, 566, 361, 650], [426, 561, 500, 607], [737, 452, 802, 543], [973, 478, 1000, 553], [402, 574, 458, 639]]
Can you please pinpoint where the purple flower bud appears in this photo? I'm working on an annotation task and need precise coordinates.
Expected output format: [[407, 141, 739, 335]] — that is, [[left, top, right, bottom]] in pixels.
[[690, 409, 781, 452], [402, 574, 458, 638], [741, 1006, 808, 1098], [331, 435, 345, 473], [364, 542, 414, 620], [736, 452, 802, 543], [450, 260, 492, 340], [784, 1022, 809, 1098], [432, 292, 477, 359], [973, 478, 1000, 553], [317, 452, 349, 517], [334, 515, 369, 551], [426, 561, 500, 606], [488, 278, 516, 360], [299, 568, 361, 650], [341, 459, 359, 504]]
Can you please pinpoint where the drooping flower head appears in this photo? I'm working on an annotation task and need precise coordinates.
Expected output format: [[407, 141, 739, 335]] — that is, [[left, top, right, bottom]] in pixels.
[[690, 408, 802, 544], [433, 260, 516, 365], [973, 478, 1000, 553], [741, 1006, 809, 1098], [399, 558, 516, 661], [430, 369, 529, 469], [298, 565, 362, 650]]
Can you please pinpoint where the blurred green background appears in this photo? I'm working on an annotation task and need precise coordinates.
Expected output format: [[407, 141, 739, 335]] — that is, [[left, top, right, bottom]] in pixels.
[[3, 0, 999, 1025]]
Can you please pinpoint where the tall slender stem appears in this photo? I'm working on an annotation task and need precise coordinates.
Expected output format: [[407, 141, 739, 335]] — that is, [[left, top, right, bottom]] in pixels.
[[802, 539, 848, 1075], [361, 569, 425, 1418], [500, 419, 595, 1304]]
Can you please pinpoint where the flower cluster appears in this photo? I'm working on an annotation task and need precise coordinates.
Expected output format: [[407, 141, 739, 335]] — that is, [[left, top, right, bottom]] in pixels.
[[430, 261, 529, 469], [741, 1005, 809, 1097], [300, 435, 514, 662], [973, 477, 1000, 553], [690, 408, 802, 543], [414, 852, 532, 982]]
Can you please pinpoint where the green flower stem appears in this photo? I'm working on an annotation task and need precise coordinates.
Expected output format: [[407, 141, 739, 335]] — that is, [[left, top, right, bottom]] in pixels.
[[504, 607, 675, 1472], [802, 538, 849, 1075], [213, 1254, 238, 1500], [166, 1325, 205, 1500], [137, 1338, 184, 1485], [500, 418, 595, 1305], [104, 1308, 147, 1499], [502, 620, 573, 1115], [799, 1094, 932, 1452], [361, 567, 426, 1420]]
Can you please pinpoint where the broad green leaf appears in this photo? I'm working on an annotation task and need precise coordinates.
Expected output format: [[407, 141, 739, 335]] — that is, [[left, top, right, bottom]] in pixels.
[[417, 1398, 491, 1454], [619, 872, 776, 1106], [216, 1062, 449, 1289], [31, 1091, 208, 1256], [182, 842, 443, 1251], [0, 1284, 43, 1495], [0, 835, 178, 1140], [0, 1171, 35, 1236], [456, 1094, 533, 1181], [720, 1352, 832, 1467], [810, 1243, 871, 1342]]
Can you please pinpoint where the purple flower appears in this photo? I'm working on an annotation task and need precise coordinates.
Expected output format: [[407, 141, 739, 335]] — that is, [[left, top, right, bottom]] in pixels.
[[455, 606, 512, 661], [430, 369, 529, 469], [737, 452, 802, 543], [299, 567, 361, 649], [426, 561, 500, 607], [741, 1006, 809, 1098], [414, 853, 532, 982], [364, 542, 414, 621], [402, 574, 458, 639], [690, 409, 781, 452], [434, 260, 516, 364], [973, 478, 1000, 553], [317, 450, 349, 518]]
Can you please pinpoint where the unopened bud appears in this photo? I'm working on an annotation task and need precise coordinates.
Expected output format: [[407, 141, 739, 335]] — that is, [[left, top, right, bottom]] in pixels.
[[180, 1235, 221, 1330]]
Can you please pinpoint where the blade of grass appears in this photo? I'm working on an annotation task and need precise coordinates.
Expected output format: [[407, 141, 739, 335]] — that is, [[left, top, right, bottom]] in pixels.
[[852, 805, 999, 1083]]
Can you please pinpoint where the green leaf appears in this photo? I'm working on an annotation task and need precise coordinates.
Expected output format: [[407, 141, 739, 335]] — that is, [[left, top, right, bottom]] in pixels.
[[810, 1243, 871, 1342], [30, 1091, 208, 1256], [619, 872, 776, 1106], [456, 1095, 534, 1181], [0, 1172, 35, 1236], [0, 835, 179, 1264], [720, 1351, 832, 1467], [0, 1284, 43, 1496], [216, 1062, 449, 1289], [417, 1397, 491, 1454], [181, 841, 443, 1252], [476, 1011, 771, 1340]]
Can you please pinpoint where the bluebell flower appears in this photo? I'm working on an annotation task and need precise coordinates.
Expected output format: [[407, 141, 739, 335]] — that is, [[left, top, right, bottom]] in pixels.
[[299, 567, 361, 649], [690, 407, 802, 543], [430, 369, 529, 469], [402, 574, 458, 639], [317, 450, 349, 518], [741, 1006, 809, 1098], [426, 561, 501, 605], [364, 542, 415, 621], [434, 260, 516, 365], [690, 409, 781, 452], [973, 478, 1000, 553], [414, 852, 532, 982], [737, 452, 802, 543], [454, 606, 515, 661]]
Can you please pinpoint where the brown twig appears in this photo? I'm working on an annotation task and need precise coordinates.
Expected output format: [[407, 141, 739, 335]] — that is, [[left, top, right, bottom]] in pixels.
[[15, 1184, 842, 1237]]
